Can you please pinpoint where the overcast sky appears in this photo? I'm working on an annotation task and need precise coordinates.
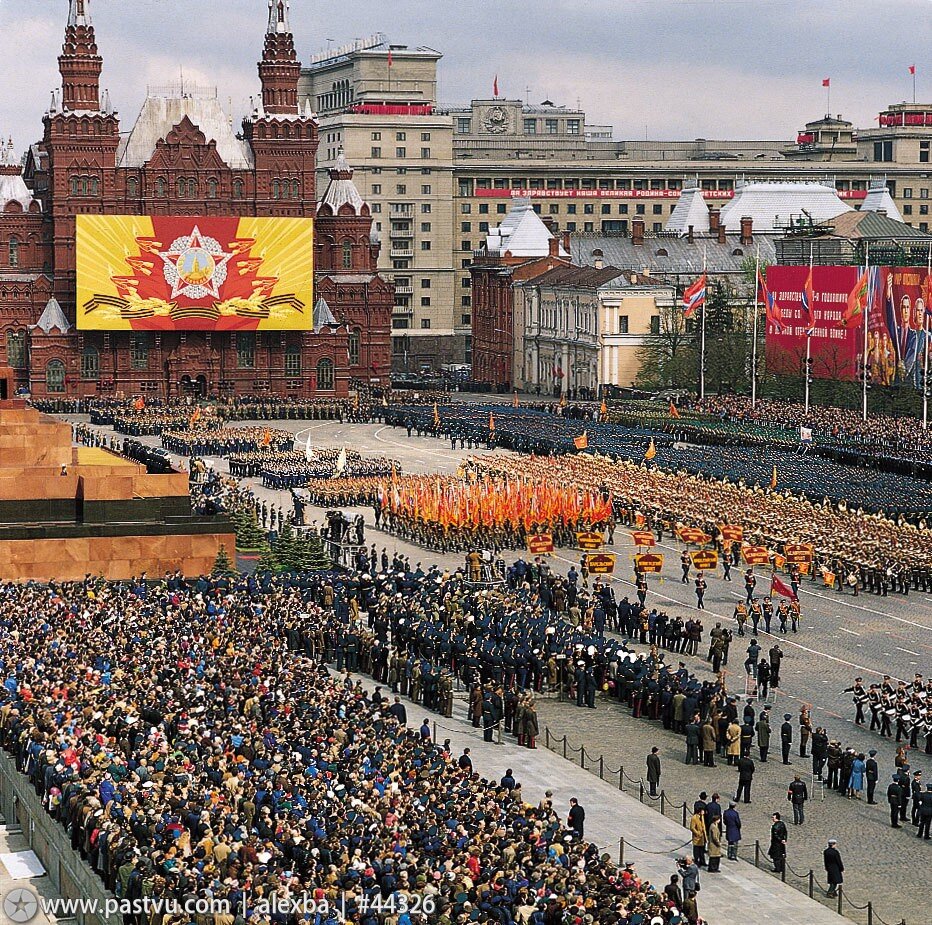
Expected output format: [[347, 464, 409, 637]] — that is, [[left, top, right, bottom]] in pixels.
[[0, 0, 928, 155]]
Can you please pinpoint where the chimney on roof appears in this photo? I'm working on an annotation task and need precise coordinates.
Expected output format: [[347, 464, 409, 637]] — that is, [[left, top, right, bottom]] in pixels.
[[594, 255, 604, 270], [548, 236, 559, 257], [740, 215, 753, 246], [717, 221, 726, 245], [542, 216, 557, 233], [709, 208, 721, 232], [687, 224, 694, 244], [562, 230, 571, 254], [632, 218, 645, 246]]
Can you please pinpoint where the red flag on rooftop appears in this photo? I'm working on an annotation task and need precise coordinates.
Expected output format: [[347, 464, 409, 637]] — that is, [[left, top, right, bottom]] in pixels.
[[822, 77, 831, 87], [493, 74, 499, 97]]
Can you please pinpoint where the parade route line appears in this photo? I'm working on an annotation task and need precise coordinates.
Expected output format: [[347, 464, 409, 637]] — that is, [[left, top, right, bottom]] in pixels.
[[896, 646, 921, 656], [839, 628, 861, 636], [373, 426, 470, 461], [799, 586, 932, 632], [553, 550, 907, 683]]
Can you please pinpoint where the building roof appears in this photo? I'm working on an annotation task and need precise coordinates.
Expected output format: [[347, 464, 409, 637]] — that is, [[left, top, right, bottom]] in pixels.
[[317, 149, 366, 216], [312, 296, 338, 331], [859, 181, 904, 222], [819, 209, 932, 240], [519, 264, 623, 289], [117, 87, 254, 169], [665, 184, 710, 235], [484, 198, 569, 258], [570, 232, 777, 276], [30, 298, 71, 335], [0, 141, 38, 213], [718, 181, 851, 232]]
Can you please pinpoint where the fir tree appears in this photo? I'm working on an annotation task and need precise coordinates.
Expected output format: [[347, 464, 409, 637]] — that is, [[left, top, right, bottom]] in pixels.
[[211, 544, 237, 577]]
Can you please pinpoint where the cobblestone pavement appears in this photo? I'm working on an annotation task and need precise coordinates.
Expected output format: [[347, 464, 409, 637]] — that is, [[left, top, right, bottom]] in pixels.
[[71, 415, 932, 924]]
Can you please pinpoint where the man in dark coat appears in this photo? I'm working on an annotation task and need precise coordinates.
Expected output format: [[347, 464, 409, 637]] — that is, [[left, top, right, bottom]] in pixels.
[[888, 775, 903, 828], [768, 812, 788, 873], [735, 754, 755, 804], [567, 798, 585, 838], [780, 713, 793, 764], [823, 839, 844, 897], [646, 746, 662, 797]]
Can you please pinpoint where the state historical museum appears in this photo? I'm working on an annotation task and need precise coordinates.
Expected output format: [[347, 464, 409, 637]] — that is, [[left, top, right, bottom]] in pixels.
[[0, 0, 392, 399]]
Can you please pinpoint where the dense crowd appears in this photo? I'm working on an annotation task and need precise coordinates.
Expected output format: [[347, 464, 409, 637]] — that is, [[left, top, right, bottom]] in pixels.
[[254, 451, 399, 490], [0, 564, 704, 925], [161, 427, 294, 457], [845, 676, 932, 753]]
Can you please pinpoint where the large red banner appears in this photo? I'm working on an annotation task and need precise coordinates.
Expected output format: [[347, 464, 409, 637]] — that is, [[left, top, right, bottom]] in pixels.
[[765, 265, 864, 381], [766, 265, 932, 386]]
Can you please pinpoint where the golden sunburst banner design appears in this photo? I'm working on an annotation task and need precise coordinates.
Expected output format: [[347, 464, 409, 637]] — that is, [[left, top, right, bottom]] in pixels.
[[76, 214, 314, 331]]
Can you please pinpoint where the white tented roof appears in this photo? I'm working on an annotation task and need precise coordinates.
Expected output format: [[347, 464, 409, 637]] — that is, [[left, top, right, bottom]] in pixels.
[[485, 197, 569, 258], [31, 298, 71, 334], [665, 184, 710, 235], [318, 150, 366, 215], [859, 181, 903, 223], [117, 89, 254, 169], [718, 181, 852, 232], [313, 297, 338, 331]]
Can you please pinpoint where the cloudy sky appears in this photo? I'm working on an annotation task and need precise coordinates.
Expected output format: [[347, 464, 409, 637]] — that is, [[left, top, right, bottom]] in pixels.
[[0, 0, 928, 154]]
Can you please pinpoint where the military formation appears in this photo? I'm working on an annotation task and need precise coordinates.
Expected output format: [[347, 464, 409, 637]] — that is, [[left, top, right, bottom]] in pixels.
[[848, 675, 932, 753]]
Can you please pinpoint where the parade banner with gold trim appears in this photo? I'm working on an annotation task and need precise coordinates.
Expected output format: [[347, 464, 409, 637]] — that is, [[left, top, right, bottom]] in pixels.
[[784, 543, 814, 564], [586, 553, 616, 574], [741, 545, 771, 565], [76, 215, 314, 331], [577, 530, 604, 550], [635, 553, 664, 573], [691, 550, 719, 571], [720, 524, 744, 543], [678, 526, 712, 545], [527, 533, 554, 554], [630, 530, 656, 547]]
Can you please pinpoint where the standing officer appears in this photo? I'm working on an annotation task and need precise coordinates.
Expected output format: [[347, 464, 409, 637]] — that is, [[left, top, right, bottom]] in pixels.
[[787, 774, 808, 825], [918, 783, 932, 840], [865, 749, 879, 804], [888, 775, 903, 828], [780, 713, 793, 764], [695, 572, 707, 610]]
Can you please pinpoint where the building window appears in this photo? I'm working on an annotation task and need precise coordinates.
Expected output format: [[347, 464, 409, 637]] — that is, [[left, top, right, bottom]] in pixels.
[[371, 131, 382, 141], [546, 119, 558, 134], [284, 345, 301, 376], [46, 360, 65, 393], [316, 357, 334, 390], [649, 316, 660, 335], [420, 240, 432, 250], [6, 329, 26, 368], [461, 222, 472, 232], [372, 183, 382, 194], [461, 203, 472, 214], [921, 141, 930, 163], [156, 178, 166, 197], [549, 205, 559, 215], [206, 178, 218, 199], [618, 315, 629, 334], [396, 147, 406, 158], [347, 331, 360, 366], [177, 177, 186, 197], [904, 187, 913, 198], [421, 278, 431, 288], [272, 180, 281, 200], [396, 131, 406, 141], [567, 222, 577, 231], [461, 296, 471, 307], [89, 178, 99, 195], [524, 119, 537, 135], [457, 118, 471, 133], [127, 177, 138, 197], [396, 184, 406, 194], [421, 318, 431, 329], [874, 140, 893, 162], [130, 332, 149, 369], [421, 147, 431, 159], [567, 119, 581, 135], [233, 178, 244, 198], [81, 345, 99, 380], [421, 203, 431, 213], [904, 204, 913, 215], [652, 204, 663, 214], [8, 237, 19, 268], [371, 147, 382, 158], [421, 184, 431, 195], [421, 222, 431, 232], [461, 240, 471, 251], [342, 241, 353, 268], [236, 332, 255, 368], [421, 297, 431, 307], [584, 204, 594, 214]]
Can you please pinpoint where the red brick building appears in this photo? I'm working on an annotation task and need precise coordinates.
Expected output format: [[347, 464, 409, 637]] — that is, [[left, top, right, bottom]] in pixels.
[[0, 0, 391, 400], [470, 199, 571, 390]]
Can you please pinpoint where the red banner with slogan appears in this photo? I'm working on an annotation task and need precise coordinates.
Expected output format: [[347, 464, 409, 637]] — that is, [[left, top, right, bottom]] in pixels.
[[691, 550, 719, 571], [527, 533, 554, 554], [631, 530, 656, 547], [741, 545, 771, 566], [635, 553, 664, 573], [586, 553, 616, 574]]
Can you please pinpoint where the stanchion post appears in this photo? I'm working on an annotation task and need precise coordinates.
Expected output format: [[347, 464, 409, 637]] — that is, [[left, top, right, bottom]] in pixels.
[[867, 902, 872, 925], [781, 864, 786, 883], [545, 728, 550, 749], [660, 791, 665, 815], [619, 768, 623, 791], [599, 756, 604, 779], [580, 746, 586, 769], [808, 870, 814, 898], [836, 886, 842, 916], [754, 841, 760, 868], [563, 737, 568, 760], [433, 721, 437, 742], [639, 781, 644, 803], [618, 837, 624, 865], [682, 803, 687, 827], [496, 721, 502, 745]]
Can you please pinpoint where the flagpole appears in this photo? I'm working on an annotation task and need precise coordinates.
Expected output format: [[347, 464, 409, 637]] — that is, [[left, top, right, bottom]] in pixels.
[[862, 241, 870, 423], [700, 249, 707, 401], [924, 241, 931, 430], [752, 241, 760, 408], [804, 243, 813, 416]]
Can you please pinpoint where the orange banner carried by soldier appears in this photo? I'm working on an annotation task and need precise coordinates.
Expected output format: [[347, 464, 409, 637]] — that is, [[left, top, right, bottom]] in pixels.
[[630, 530, 656, 548]]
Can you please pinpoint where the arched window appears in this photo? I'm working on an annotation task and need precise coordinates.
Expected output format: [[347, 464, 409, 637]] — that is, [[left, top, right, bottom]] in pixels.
[[5, 329, 26, 368], [177, 177, 186, 197], [187, 178, 197, 197], [130, 332, 150, 369], [8, 236, 19, 268], [81, 345, 100, 380], [292, 179, 300, 199], [46, 359, 65, 393], [271, 180, 280, 200], [285, 344, 301, 376], [342, 241, 353, 269], [233, 178, 244, 199], [71, 176, 81, 196], [348, 329, 360, 366], [88, 177, 99, 195], [236, 332, 256, 369], [207, 178, 218, 199], [156, 178, 166, 197], [316, 357, 334, 390], [127, 177, 138, 197]]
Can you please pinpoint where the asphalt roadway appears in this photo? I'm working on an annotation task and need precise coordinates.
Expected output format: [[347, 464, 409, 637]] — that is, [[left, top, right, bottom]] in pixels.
[[69, 415, 932, 923]]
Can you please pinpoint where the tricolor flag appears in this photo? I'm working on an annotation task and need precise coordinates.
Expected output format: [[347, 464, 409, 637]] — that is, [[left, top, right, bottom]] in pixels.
[[757, 269, 785, 333], [682, 274, 706, 318], [842, 269, 869, 326]]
